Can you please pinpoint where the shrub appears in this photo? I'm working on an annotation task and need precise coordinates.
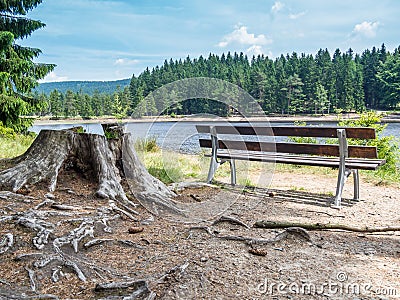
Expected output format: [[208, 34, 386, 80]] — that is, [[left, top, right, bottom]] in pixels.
[[134, 136, 160, 152], [288, 121, 317, 144], [0, 121, 16, 138], [338, 112, 400, 180]]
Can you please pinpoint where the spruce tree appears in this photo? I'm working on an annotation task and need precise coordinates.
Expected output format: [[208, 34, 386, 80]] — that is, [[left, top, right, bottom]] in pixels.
[[0, 0, 55, 132]]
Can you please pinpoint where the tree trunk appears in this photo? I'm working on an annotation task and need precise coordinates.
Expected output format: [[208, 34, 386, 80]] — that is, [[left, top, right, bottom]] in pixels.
[[0, 125, 177, 210]]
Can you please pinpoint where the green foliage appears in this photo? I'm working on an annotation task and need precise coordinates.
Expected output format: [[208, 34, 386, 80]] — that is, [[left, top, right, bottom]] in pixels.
[[376, 51, 400, 109], [126, 45, 396, 117], [240, 178, 256, 188], [104, 130, 119, 140], [0, 132, 36, 159], [0, 121, 15, 138], [147, 161, 184, 184], [112, 90, 129, 119], [288, 121, 317, 144], [31, 44, 400, 119], [0, 0, 55, 132], [35, 79, 130, 95], [314, 83, 329, 114], [37, 86, 132, 119], [134, 137, 160, 152], [338, 111, 386, 134], [281, 73, 304, 114], [338, 111, 400, 179]]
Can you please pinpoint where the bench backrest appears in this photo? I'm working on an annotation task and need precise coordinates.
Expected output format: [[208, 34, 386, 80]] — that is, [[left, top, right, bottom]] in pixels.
[[196, 125, 378, 159]]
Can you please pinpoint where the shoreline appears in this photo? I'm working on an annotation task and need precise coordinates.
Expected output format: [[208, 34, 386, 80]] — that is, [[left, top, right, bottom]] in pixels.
[[32, 114, 400, 126]]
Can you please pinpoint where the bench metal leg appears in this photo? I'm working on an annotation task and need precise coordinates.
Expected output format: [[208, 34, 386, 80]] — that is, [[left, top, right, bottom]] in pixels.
[[352, 169, 360, 201], [333, 128, 349, 209], [207, 157, 219, 183], [333, 167, 351, 208], [229, 159, 236, 185]]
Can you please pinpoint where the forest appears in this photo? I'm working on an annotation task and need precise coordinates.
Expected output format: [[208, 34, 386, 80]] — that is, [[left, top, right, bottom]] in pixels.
[[37, 44, 400, 119], [35, 78, 131, 95]]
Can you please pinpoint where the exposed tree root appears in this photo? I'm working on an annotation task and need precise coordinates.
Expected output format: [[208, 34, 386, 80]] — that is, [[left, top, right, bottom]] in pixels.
[[0, 233, 13, 254], [94, 279, 153, 299], [189, 225, 312, 246], [0, 125, 191, 297], [254, 220, 400, 233], [212, 215, 250, 229]]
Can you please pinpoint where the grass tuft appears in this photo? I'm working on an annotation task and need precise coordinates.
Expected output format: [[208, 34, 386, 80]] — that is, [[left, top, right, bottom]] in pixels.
[[0, 134, 36, 159]]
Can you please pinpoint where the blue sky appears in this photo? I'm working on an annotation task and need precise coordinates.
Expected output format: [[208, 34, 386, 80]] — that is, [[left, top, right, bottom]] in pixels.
[[22, 0, 400, 82]]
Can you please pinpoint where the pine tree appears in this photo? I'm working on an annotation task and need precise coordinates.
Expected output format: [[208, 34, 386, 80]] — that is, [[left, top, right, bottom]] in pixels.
[[281, 74, 304, 114], [0, 0, 55, 132], [49, 90, 63, 118], [63, 90, 77, 117], [377, 51, 400, 109], [315, 83, 329, 114]]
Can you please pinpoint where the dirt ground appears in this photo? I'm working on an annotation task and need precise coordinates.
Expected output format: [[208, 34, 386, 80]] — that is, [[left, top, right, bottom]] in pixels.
[[0, 166, 399, 300]]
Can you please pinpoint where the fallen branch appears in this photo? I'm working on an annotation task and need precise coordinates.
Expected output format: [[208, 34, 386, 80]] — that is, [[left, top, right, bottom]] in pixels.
[[50, 204, 81, 211], [189, 226, 312, 245], [94, 279, 152, 299], [254, 221, 400, 233], [212, 215, 250, 229]]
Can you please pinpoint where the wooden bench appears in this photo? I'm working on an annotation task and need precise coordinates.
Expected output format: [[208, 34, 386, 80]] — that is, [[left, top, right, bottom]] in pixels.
[[196, 125, 386, 208]]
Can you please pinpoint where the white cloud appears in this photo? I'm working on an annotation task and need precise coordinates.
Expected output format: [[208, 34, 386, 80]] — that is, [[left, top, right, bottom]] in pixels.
[[271, 1, 284, 14], [114, 58, 140, 66], [218, 25, 272, 48], [246, 45, 273, 58], [246, 45, 263, 57], [39, 72, 68, 83], [289, 11, 306, 19], [352, 21, 380, 38]]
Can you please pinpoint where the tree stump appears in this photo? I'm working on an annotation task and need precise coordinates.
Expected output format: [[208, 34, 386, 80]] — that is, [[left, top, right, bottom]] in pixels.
[[0, 125, 177, 210], [0, 125, 189, 297]]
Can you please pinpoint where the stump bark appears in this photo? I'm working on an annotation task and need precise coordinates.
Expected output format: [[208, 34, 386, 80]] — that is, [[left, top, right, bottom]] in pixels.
[[0, 125, 176, 207]]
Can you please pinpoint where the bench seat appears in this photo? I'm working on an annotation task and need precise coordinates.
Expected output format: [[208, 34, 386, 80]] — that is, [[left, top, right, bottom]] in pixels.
[[197, 124, 386, 208]]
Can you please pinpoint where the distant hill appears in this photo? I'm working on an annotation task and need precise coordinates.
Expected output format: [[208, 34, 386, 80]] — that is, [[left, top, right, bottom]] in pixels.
[[35, 78, 131, 95]]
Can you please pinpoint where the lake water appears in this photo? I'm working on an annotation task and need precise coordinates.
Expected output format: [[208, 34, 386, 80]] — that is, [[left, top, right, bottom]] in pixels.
[[29, 120, 400, 154]]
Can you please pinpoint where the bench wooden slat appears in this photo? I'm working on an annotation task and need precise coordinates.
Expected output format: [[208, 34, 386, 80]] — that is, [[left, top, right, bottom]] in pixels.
[[212, 151, 384, 170], [217, 149, 385, 165], [196, 125, 376, 139], [199, 139, 378, 159]]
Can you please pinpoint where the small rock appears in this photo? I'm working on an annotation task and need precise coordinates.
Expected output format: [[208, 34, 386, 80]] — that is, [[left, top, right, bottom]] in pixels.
[[200, 257, 208, 262], [249, 248, 268, 256], [45, 193, 56, 200], [128, 227, 144, 234]]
